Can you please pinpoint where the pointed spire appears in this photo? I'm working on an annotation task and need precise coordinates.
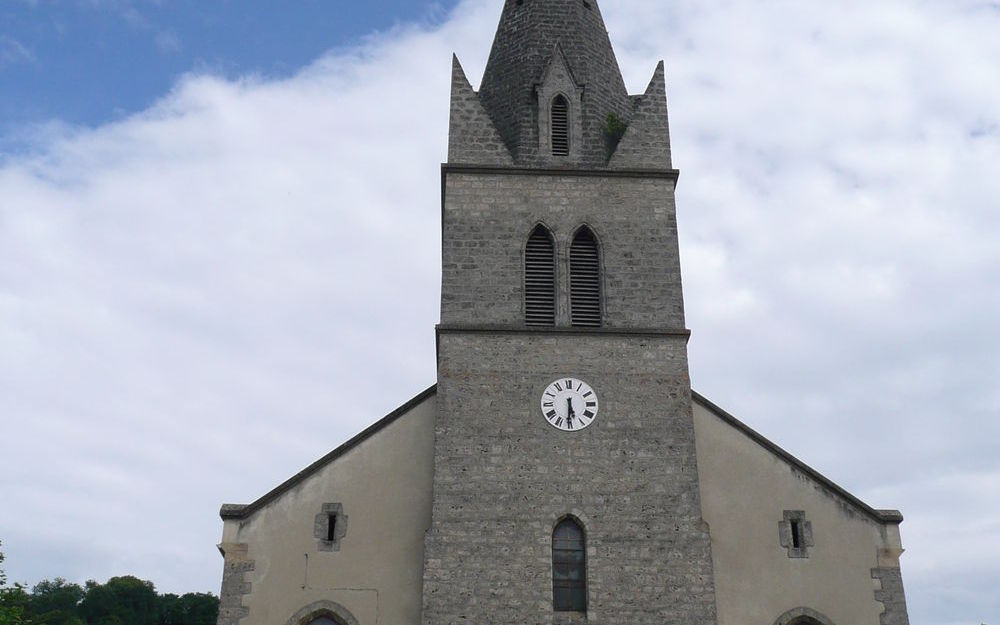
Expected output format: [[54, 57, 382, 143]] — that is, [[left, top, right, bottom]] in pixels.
[[448, 55, 514, 165], [608, 61, 673, 169], [478, 0, 631, 166]]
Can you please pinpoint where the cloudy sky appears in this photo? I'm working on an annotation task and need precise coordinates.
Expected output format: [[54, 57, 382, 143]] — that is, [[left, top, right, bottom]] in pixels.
[[1, 1, 998, 624]]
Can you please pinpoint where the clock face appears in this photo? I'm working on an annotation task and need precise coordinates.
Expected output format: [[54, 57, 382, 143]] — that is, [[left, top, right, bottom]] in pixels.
[[541, 377, 598, 432]]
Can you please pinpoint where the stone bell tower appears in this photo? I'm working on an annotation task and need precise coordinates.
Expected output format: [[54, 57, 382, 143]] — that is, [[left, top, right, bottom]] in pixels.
[[421, 1, 719, 624]]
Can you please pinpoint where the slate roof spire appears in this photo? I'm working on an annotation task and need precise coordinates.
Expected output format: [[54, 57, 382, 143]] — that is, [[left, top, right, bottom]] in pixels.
[[477, 0, 632, 166]]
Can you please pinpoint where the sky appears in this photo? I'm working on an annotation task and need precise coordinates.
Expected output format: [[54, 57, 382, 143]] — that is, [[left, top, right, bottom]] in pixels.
[[0, 1, 998, 624]]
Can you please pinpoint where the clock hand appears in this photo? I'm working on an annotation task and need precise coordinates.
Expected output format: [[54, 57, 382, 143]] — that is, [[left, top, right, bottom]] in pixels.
[[566, 397, 575, 418]]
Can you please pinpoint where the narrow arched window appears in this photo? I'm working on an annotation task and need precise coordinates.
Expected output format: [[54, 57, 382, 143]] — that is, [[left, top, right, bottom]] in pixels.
[[552, 518, 586, 612], [570, 227, 601, 326], [525, 225, 556, 326], [551, 95, 570, 156]]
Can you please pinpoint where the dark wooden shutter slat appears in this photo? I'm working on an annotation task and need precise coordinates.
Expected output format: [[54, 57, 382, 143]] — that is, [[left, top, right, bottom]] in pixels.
[[525, 226, 556, 326], [570, 228, 601, 327], [551, 96, 569, 156]]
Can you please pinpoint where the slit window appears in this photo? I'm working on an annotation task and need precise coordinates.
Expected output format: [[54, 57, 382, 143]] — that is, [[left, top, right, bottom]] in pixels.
[[553, 518, 586, 612], [570, 227, 601, 327], [551, 95, 570, 156], [326, 514, 337, 542], [525, 225, 556, 326], [779, 510, 812, 558]]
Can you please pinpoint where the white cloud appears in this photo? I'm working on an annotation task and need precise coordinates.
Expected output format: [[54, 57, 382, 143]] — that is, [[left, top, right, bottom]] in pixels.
[[154, 31, 180, 54], [0, 36, 36, 66], [1, 1, 998, 624]]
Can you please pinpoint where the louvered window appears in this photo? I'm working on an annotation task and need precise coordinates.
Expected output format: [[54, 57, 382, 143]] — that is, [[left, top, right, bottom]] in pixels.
[[570, 227, 601, 326], [551, 95, 570, 156], [553, 518, 587, 612], [525, 225, 556, 326]]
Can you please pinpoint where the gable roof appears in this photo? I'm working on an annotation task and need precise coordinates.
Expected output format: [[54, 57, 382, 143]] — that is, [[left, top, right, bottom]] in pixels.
[[220, 384, 901, 526], [692, 390, 903, 525], [220, 384, 437, 520]]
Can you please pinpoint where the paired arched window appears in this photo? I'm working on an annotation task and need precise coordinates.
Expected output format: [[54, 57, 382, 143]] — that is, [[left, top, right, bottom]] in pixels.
[[551, 95, 570, 156], [552, 518, 586, 612], [525, 225, 556, 326], [570, 227, 601, 326], [523, 226, 602, 327]]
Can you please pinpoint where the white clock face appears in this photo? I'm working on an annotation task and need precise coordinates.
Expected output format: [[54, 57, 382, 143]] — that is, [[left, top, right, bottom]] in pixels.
[[541, 377, 598, 432]]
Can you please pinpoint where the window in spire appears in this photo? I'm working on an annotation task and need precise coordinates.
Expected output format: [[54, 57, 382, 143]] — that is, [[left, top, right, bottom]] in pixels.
[[525, 225, 556, 326], [551, 95, 570, 156], [552, 518, 587, 612], [570, 227, 601, 327]]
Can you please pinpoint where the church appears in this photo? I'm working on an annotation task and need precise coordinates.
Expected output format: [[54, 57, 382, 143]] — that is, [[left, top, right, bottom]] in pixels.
[[213, 2, 911, 625]]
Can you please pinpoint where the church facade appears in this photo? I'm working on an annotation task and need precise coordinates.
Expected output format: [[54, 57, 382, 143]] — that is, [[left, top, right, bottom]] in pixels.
[[214, 3, 911, 625]]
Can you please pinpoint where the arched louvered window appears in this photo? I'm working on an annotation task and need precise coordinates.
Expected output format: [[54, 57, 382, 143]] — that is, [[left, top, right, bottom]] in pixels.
[[570, 227, 601, 326], [552, 518, 586, 612], [551, 95, 570, 156], [525, 225, 556, 326]]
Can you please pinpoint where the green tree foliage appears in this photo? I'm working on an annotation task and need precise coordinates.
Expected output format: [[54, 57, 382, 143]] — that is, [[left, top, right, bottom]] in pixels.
[[0, 545, 217, 625], [28, 579, 84, 625], [79, 577, 158, 625], [158, 593, 217, 625], [0, 541, 31, 625]]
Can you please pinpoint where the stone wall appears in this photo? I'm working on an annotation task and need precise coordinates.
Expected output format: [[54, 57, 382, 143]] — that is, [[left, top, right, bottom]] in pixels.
[[439, 169, 685, 330], [216, 543, 253, 625], [423, 331, 718, 625], [872, 567, 911, 625]]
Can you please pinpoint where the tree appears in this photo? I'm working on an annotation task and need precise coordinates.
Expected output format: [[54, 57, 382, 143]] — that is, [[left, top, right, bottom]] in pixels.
[[26, 579, 84, 625], [79, 577, 157, 625], [0, 540, 30, 625], [158, 593, 217, 625]]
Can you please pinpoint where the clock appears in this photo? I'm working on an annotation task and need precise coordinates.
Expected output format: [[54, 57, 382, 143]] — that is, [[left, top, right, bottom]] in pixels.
[[540, 377, 599, 432]]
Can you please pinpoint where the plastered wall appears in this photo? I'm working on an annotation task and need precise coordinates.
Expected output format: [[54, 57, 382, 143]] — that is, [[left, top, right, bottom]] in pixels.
[[692, 398, 902, 625], [218, 395, 436, 625]]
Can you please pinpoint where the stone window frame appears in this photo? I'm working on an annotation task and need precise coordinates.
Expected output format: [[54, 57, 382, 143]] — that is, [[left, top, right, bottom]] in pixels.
[[772, 606, 835, 625], [314, 503, 348, 552], [778, 510, 814, 558], [286, 600, 359, 625]]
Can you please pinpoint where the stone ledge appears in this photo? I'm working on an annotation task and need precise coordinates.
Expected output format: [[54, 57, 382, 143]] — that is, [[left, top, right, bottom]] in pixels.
[[436, 324, 690, 338], [442, 163, 680, 181]]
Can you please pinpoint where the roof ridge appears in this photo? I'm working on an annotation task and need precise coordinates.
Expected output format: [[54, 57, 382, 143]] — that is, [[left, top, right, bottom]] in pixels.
[[220, 384, 437, 520], [691, 390, 903, 525]]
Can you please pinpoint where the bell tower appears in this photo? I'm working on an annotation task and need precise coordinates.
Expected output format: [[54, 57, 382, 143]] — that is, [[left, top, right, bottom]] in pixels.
[[423, 1, 719, 623]]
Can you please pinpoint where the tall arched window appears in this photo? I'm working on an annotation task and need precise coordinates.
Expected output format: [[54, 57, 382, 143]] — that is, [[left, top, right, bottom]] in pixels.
[[525, 225, 556, 326], [552, 518, 586, 612], [570, 227, 601, 326], [551, 95, 570, 156]]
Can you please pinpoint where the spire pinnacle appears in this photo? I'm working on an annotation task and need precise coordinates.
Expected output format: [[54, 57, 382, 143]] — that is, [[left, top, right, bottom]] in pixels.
[[477, 0, 631, 166]]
